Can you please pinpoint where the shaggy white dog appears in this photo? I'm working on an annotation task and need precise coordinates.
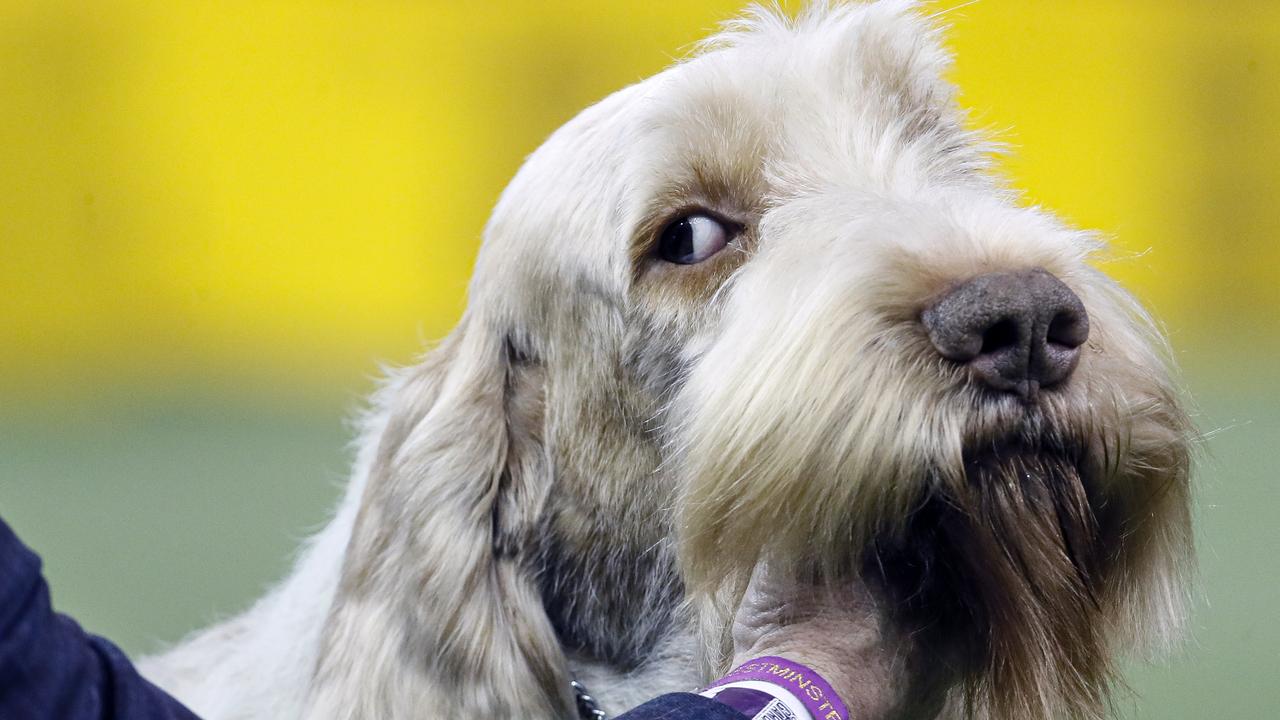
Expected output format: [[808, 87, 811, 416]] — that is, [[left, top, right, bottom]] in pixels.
[[141, 3, 1193, 719]]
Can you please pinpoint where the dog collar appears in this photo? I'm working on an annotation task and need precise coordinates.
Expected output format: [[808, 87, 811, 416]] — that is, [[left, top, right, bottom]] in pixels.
[[572, 678, 608, 720], [701, 656, 850, 720], [572, 656, 849, 720]]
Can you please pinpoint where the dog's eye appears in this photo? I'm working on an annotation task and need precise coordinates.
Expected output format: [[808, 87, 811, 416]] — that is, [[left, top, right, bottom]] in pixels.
[[657, 214, 732, 264]]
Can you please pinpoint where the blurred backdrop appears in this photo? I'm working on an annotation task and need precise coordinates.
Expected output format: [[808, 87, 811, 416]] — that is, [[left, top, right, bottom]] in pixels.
[[1, 1, 1276, 717]]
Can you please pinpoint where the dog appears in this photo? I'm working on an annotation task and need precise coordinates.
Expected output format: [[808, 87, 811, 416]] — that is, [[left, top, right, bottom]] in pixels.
[[140, 3, 1194, 719]]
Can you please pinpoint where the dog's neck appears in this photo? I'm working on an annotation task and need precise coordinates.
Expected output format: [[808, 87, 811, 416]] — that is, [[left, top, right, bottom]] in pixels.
[[727, 579, 953, 720]]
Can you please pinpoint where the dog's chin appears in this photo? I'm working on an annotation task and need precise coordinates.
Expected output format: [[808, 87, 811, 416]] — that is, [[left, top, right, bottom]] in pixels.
[[866, 427, 1113, 720]]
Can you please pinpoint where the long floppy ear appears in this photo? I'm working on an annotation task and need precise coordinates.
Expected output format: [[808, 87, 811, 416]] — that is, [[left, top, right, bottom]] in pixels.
[[305, 313, 569, 719]]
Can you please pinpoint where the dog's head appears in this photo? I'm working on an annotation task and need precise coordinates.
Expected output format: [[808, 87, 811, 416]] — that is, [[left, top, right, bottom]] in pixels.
[[316, 3, 1193, 719]]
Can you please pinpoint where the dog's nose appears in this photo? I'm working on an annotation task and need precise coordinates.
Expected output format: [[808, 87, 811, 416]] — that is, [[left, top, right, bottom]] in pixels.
[[921, 268, 1089, 398]]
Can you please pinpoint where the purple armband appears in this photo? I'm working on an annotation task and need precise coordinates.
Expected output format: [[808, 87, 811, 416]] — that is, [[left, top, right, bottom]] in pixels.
[[702, 656, 849, 720]]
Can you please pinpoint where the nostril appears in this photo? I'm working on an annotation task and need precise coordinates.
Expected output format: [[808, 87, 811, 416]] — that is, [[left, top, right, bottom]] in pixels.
[[979, 318, 1020, 355], [923, 268, 1090, 398], [1046, 310, 1087, 349]]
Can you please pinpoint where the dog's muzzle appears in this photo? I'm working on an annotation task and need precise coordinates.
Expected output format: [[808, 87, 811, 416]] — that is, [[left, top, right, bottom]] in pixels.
[[921, 268, 1089, 400]]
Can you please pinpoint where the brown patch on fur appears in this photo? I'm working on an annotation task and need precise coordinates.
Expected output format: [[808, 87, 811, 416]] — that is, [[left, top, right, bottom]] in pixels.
[[629, 191, 761, 312], [492, 335, 550, 559], [870, 444, 1118, 720], [626, 87, 769, 309]]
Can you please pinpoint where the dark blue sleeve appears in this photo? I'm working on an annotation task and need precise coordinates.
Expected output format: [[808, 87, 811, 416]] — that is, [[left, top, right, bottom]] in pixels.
[[0, 517, 201, 720], [615, 692, 749, 720]]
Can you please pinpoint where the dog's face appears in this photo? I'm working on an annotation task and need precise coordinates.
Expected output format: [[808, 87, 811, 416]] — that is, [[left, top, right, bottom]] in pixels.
[[315, 4, 1193, 719]]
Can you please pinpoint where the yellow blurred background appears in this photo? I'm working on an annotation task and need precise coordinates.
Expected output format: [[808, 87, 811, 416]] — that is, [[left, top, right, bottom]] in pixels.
[[1, 1, 1276, 717]]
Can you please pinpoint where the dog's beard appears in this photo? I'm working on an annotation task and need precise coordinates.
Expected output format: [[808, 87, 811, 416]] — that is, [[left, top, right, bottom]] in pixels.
[[869, 444, 1111, 720]]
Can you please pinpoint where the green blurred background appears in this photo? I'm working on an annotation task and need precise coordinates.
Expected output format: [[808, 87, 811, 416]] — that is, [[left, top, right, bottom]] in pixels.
[[1, 1, 1276, 717]]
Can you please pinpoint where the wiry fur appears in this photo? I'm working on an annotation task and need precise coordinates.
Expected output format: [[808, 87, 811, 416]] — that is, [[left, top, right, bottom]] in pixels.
[[141, 3, 1194, 719]]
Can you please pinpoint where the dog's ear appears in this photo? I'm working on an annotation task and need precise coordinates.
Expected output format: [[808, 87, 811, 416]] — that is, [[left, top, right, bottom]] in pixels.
[[306, 314, 568, 719]]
